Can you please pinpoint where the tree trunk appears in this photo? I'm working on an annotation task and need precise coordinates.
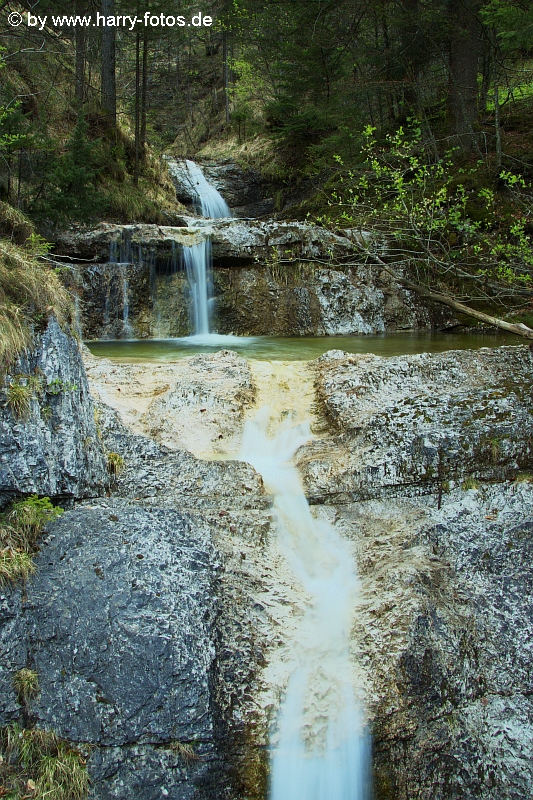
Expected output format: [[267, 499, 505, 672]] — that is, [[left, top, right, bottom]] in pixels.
[[448, 0, 481, 150], [398, 278, 533, 339], [494, 76, 502, 170], [140, 34, 148, 157], [362, 246, 533, 340], [134, 32, 140, 185], [400, 0, 420, 116], [223, 30, 230, 125], [101, 0, 116, 124], [75, 0, 85, 108]]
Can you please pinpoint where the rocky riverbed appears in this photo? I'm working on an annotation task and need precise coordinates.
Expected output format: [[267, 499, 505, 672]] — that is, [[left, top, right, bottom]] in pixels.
[[1, 321, 532, 799]]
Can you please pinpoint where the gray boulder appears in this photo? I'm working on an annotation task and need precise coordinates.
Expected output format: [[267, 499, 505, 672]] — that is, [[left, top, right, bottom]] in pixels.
[[0, 318, 108, 504], [0, 501, 233, 799], [302, 345, 533, 501]]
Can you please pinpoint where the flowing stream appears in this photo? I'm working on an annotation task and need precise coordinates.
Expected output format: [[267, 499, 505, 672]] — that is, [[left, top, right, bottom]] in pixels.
[[183, 161, 231, 338], [240, 365, 371, 800], [185, 159, 232, 218]]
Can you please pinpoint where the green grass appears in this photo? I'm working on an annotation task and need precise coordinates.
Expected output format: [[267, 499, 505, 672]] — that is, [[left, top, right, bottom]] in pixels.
[[6, 378, 33, 419], [462, 477, 480, 490], [0, 233, 72, 373], [13, 669, 39, 705], [107, 452, 125, 478], [514, 472, 533, 483], [0, 550, 36, 586], [8, 495, 64, 547], [0, 495, 63, 586], [0, 724, 90, 800]]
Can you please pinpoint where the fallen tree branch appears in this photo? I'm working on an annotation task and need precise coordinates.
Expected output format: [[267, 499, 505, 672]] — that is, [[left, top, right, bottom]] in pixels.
[[366, 248, 533, 340]]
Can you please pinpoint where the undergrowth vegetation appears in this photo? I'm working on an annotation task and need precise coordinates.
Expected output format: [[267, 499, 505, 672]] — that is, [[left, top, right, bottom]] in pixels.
[[0, 724, 89, 800], [0, 208, 72, 372], [311, 124, 533, 327], [0, 495, 63, 586]]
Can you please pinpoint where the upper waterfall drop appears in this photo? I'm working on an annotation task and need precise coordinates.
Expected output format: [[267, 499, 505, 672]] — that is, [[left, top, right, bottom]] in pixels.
[[179, 160, 242, 343], [185, 160, 231, 219]]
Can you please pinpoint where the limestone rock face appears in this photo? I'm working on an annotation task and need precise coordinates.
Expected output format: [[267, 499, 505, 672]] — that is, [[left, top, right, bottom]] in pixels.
[[301, 345, 533, 502], [166, 158, 275, 218], [0, 501, 230, 799], [54, 222, 453, 339], [53, 220, 360, 265], [344, 484, 533, 800], [0, 318, 108, 504], [3, 323, 533, 800], [0, 386, 272, 799], [294, 344, 533, 799]]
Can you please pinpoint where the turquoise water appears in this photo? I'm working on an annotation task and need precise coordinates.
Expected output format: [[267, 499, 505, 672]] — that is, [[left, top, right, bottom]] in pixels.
[[86, 331, 523, 362]]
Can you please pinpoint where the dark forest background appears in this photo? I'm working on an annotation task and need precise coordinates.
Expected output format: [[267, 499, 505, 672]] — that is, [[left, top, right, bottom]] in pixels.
[[0, 0, 532, 333]]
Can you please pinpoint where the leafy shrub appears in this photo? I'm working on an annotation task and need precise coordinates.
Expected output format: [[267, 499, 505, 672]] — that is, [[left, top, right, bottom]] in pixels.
[[315, 124, 533, 322]]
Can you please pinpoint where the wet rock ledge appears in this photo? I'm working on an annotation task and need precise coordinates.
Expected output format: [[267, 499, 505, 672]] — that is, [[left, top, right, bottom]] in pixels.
[[1, 324, 533, 800]]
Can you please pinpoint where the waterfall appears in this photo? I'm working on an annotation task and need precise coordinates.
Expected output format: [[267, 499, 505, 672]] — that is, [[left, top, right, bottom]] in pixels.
[[241, 408, 372, 800], [182, 161, 230, 338], [109, 231, 134, 339], [183, 239, 213, 337], [185, 159, 231, 219], [119, 263, 134, 339]]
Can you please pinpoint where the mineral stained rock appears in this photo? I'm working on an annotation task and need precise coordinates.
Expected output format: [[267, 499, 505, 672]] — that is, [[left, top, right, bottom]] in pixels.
[[301, 344, 533, 501]]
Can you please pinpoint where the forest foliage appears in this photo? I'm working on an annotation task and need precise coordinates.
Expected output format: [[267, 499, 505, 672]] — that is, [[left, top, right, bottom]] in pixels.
[[0, 0, 532, 330]]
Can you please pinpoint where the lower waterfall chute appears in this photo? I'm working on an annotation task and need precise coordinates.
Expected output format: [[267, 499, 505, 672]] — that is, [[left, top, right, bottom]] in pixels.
[[240, 407, 372, 800]]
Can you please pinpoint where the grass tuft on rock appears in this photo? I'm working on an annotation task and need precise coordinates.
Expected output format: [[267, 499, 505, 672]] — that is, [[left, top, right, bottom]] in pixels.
[[0, 549, 36, 586], [107, 452, 125, 478], [0, 724, 89, 800], [6, 377, 33, 419], [0, 495, 63, 586], [462, 477, 480, 491], [13, 669, 40, 705]]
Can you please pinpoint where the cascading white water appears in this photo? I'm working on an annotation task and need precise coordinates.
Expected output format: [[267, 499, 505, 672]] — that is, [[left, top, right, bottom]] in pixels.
[[183, 239, 213, 337], [241, 407, 372, 800], [108, 231, 134, 338], [185, 159, 231, 219], [119, 263, 134, 338], [181, 161, 238, 342]]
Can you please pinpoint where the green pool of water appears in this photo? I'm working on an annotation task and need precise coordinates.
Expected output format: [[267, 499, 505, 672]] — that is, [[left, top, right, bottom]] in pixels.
[[85, 331, 523, 362]]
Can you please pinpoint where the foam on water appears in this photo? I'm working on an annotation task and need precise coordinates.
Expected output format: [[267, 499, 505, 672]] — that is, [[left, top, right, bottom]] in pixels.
[[185, 159, 232, 219], [240, 408, 372, 800], [174, 333, 256, 347]]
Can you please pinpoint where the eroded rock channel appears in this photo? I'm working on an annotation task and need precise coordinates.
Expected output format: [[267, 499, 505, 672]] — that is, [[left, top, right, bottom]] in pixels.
[[1, 320, 533, 799]]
